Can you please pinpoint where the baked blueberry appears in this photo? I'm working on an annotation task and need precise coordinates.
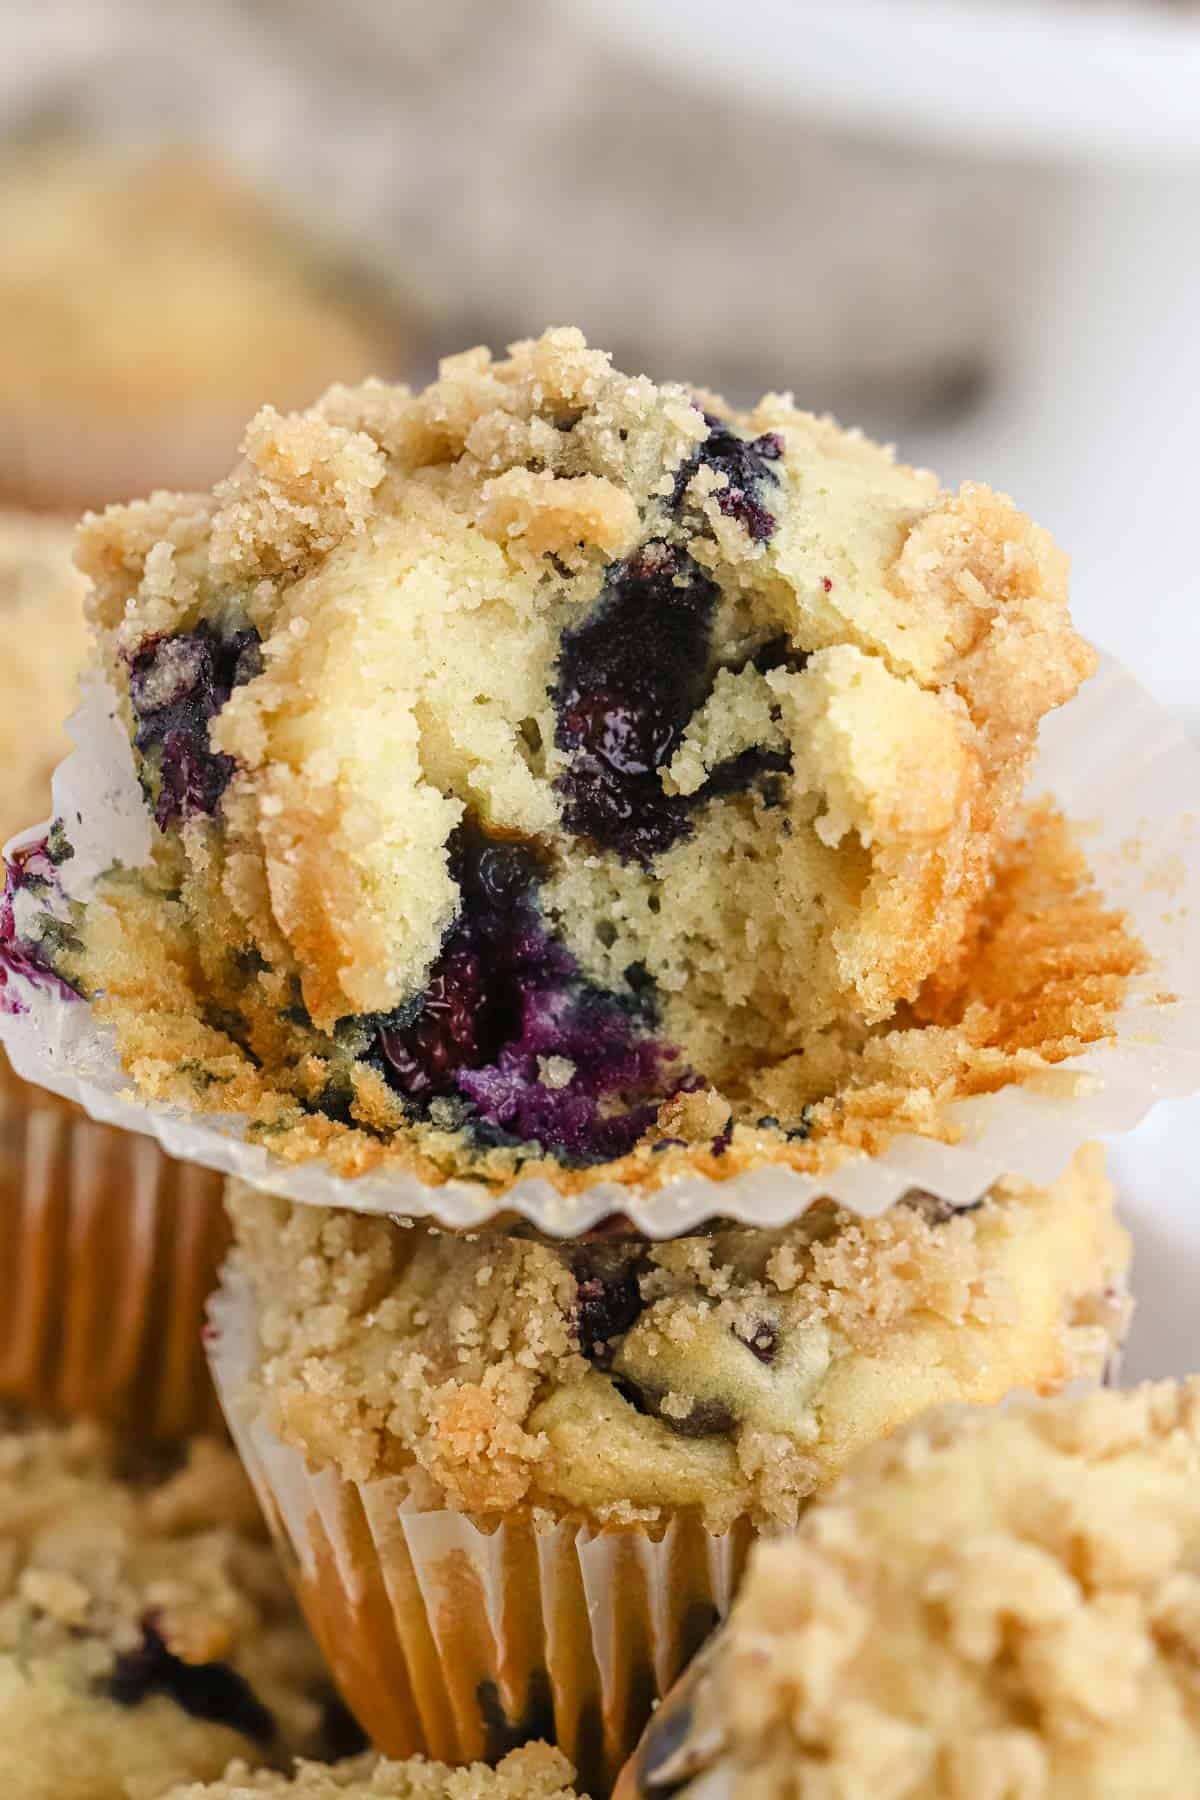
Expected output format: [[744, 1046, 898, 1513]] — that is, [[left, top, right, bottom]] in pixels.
[[553, 542, 717, 864], [128, 623, 262, 828], [671, 411, 784, 543], [571, 1244, 647, 1364], [108, 1619, 276, 1744], [372, 824, 695, 1162]]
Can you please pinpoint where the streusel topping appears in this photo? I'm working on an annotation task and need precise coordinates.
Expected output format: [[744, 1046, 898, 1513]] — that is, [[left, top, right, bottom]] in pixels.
[[162, 1744, 580, 1800], [228, 1145, 1128, 1530], [0, 1416, 348, 1798]]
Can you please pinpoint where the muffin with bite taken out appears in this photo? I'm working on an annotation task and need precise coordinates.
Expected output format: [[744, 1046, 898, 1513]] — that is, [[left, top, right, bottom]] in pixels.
[[40, 326, 1098, 1190]]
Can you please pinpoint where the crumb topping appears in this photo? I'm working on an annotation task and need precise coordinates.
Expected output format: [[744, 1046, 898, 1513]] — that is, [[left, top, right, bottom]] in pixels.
[[161, 1743, 581, 1800], [228, 1145, 1128, 1529], [0, 1416, 344, 1797], [692, 1381, 1200, 1799]]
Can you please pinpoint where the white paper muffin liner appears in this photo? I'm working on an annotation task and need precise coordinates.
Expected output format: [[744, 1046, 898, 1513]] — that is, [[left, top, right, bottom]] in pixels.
[[3, 656, 1200, 1235], [207, 1270, 751, 1795]]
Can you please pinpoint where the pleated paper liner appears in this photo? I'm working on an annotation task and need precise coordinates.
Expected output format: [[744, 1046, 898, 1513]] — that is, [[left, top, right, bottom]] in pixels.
[[4, 655, 1200, 1233], [208, 1269, 749, 1797], [0, 1055, 228, 1437]]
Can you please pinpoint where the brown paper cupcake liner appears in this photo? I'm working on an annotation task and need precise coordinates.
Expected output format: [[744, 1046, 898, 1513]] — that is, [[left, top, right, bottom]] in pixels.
[[0, 1058, 229, 1436], [207, 1270, 750, 1796]]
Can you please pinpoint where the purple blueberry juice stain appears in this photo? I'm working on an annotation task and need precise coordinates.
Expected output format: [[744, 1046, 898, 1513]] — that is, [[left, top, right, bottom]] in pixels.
[[613, 1376, 736, 1439], [372, 825, 697, 1165], [377, 937, 500, 1100], [456, 984, 683, 1164], [671, 412, 785, 543], [0, 824, 81, 1013], [709, 1115, 734, 1157], [128, 622, 262, 830]]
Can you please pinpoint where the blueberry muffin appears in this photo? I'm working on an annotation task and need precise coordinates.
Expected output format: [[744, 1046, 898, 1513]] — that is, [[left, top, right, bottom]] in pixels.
[[162, 1745, 580, 1800], [50, 326, 1102, 1188], [618, 1379, 1200, 1800], [0, 146, 401, 513], [226, 1145, 1128, 1532], [0, 510, 89, 847], [0, 1416, 355, 1799]]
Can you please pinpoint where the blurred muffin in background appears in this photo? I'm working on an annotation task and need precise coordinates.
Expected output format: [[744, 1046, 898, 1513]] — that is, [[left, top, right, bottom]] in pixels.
[[0, 510, 88, 842], [0, 145, 404, 512], [5, 1, 1028, 434], [0, 1417, 353, 1797]]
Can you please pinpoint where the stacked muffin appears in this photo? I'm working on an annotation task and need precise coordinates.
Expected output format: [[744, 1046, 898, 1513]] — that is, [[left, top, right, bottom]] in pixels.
[[0, 330, 1160, 1794], [211, 1154, 1126, 1791]]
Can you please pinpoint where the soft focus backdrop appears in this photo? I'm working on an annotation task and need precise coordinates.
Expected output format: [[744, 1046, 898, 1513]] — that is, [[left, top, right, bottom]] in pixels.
[[4, 0, 1198, 717]]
